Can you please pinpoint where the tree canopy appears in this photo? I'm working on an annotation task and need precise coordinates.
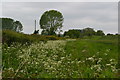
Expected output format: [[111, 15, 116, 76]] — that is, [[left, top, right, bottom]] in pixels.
[[39, 10, 64, 35], [1, 18, 23, 32], [96, 30, 105, 36], [82, 28, 96, 36], [64, 28, 105, 38], [64, 30, 82, 38]]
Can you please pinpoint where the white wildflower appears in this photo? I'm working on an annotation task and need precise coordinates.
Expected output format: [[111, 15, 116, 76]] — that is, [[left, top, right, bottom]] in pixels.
[[106, 64, 111, 66]]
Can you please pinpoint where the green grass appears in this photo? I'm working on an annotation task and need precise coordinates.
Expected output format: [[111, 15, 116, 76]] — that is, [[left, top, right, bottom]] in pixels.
[[64, 39, 118, 78], [2, 38, 119, 78]]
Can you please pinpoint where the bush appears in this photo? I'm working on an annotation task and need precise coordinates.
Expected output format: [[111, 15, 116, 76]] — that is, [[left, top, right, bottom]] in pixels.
[[2, 30, 65, 46], [2, 30, 47, 45]]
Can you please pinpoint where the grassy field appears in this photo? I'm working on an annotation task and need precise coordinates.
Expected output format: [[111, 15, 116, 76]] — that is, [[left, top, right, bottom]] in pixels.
[[2, 38, 119, 78]]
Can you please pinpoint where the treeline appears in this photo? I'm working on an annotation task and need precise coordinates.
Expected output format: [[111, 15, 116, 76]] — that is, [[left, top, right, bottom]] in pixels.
[[1, 18, 119, 38], [64, 28, 105, 38], [1, 18, 118, 37], [63, 28, 119, 38]]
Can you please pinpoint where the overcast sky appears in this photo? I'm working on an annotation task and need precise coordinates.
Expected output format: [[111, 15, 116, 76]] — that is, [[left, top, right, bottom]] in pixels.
[[2, 2, 118, 34]]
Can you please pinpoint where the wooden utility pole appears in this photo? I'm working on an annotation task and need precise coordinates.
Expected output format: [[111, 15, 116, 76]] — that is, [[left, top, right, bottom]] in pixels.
[[35, 20, 36, 31]]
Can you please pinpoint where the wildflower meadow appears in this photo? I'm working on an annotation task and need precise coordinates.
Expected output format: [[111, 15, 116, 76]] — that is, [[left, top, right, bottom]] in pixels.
[[1, 3, 119, 79], [2, 39, 119, 78]]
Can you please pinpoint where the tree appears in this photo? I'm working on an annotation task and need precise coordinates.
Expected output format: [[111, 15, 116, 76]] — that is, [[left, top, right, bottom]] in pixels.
[[14, 21, 23, 32], [96, 30, 105, 36], [82, 28, 96, 36], [1, 18, 23, 32], [64, 29, 82, 38], [39, 10, 64, 35]]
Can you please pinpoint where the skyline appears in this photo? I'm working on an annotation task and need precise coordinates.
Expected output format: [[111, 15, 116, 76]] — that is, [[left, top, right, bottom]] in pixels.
[[2, 2, 118, 34]]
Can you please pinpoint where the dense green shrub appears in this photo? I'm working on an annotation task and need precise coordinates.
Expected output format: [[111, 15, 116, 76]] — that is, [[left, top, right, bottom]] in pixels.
[[2, 30, 47, 45], [2, 30, 65, 46]]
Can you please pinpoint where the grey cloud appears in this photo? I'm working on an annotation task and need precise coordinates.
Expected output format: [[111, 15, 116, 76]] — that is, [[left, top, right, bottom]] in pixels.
[[2, 2, 118, 34]]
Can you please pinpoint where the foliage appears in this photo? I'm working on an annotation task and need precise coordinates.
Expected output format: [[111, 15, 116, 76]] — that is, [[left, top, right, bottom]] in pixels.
[[40, 10, 64, 35], [2, 30, 46, 45], [1, 18, 23, 32], [2, 30, 65, 46], [96, 30, 105, 36], [64, 29, 82, 38], [64, 28, 98, 38], [82, 27, 96, 36]]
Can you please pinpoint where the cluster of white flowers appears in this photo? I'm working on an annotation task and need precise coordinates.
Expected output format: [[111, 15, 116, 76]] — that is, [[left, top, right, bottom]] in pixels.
[[85, 53, 118, 78], [14, 40, 69, 78], [86, 57, 94, 62]]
